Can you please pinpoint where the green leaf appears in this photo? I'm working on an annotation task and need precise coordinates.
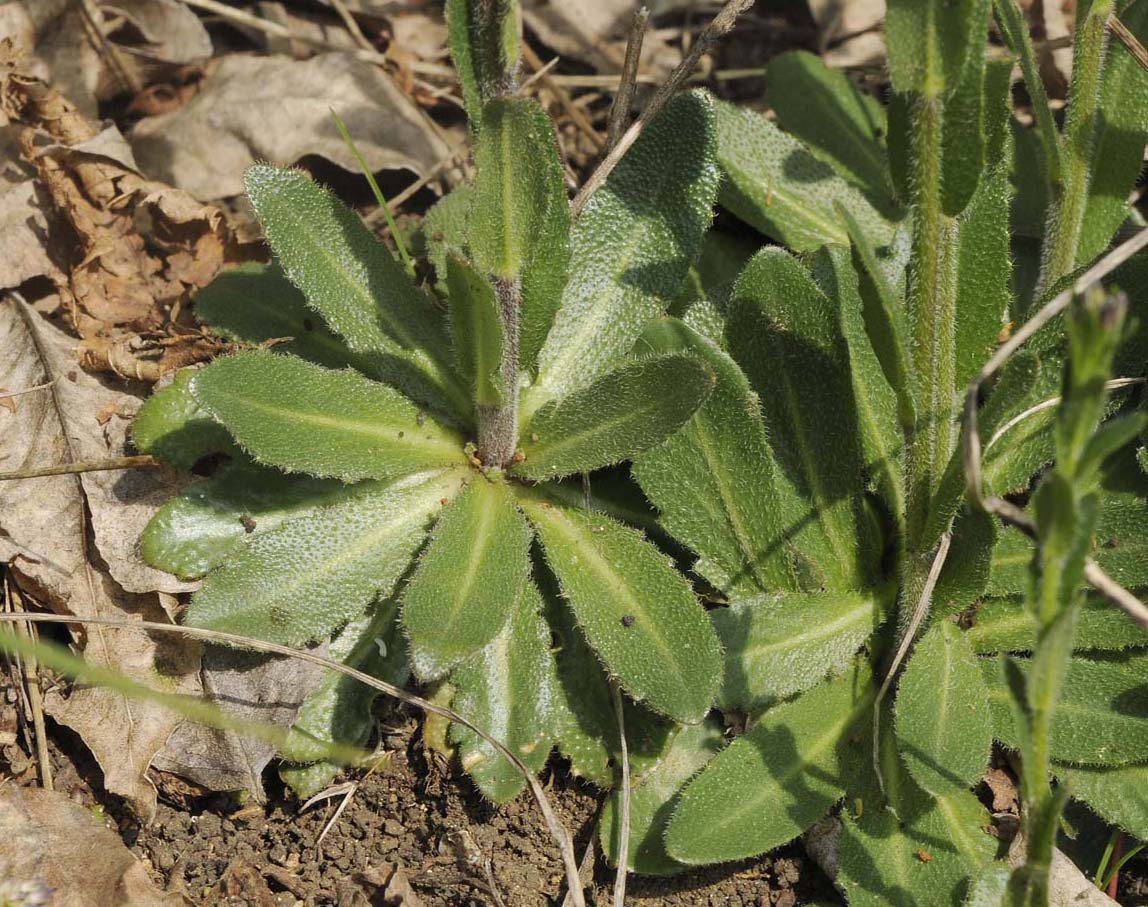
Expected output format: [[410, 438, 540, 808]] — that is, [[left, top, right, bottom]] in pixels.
[[244, 165, 469, 421], [885, 0, 990, 96], [669, 228, 758, 319], [186, 468, 465, 646], [422, 184, 473, 293], [529, 90, 720, 406], [895, 621, 994, 795], [520, 492, 722, 724], [665, 661, 875, 864], [403, 478, 531, 680], [193, 263, 372, 374], [450, 580, 555, 803], [982, 652, 1148, 765], [1061, 763, 1148, 840], [728, 247, 875, 591], [141, 463, 353, 580], [133, 369, 238, 470], [932, 509, 995, 620], [764, 51, 896, 216], [280, 597, 409, 766], [967, 595, 1148, 653], [714, 99, 896, 253], [601, 718, 725, 876], [445, 0, 518, 125], [469, 97, 570, 373], [446, 255, 503, 407], [713, 591, 885, 712], [191, 351, 467, 482], [938, 3, 994, 215], [515, 354, 713, 481], [632, 317, 795, 596]]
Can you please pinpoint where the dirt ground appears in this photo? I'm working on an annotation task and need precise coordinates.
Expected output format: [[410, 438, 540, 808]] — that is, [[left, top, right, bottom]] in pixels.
[[40, 698, 838, 907]]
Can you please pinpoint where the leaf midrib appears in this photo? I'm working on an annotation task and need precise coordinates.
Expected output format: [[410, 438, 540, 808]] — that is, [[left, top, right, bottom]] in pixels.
[[738, 594, 873, 660], [440, 486, 501, 639]]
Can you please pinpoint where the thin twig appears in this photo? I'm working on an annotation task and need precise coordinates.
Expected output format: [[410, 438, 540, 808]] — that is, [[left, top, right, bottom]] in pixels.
[[327, 0, 376, 54], [521, 43, 606, 152], [962, 228, 1148, 629], [571, 0, 755, 217], [364, 143, 469, 226], [1108, 15, 1148, 73], [0, 612, 587, 907], [0, 455, 159, 482], [872, 532, 952, 799], [0, 379, 56, 402], [519, 55, 561, 93], [75, 0, 141, 94], [3, 580, 52, 791], [606, 8, 650, 151], [611, 683, 631, 907], [984, 378, 1146, 451]]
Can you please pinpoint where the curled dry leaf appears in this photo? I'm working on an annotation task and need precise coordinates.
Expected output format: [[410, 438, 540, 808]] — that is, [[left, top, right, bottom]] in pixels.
[[0, 786, 192, 907], [129, 53, 452, 200], [0, 298, 201, 817]]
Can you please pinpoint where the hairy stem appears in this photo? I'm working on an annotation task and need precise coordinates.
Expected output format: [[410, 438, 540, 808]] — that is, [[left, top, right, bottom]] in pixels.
[[477, 276, 520, 467], [1039, 0, 1114, 291]]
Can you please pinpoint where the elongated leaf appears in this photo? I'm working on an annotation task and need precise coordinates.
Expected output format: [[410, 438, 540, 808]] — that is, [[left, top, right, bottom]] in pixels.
[[932, 509, 995, 619], [450, 580, 554, 803], [714, 591, 885, 712], [403, 478, 531, 680], [1061, 763, 1148, 839], [187, 469, 466, 646], [133, 368, 238, 470], [191, 351, 467, 482], [728, 248, 874, 591], [982, 653, 1148, 765], [520, 493, 721, 723], [279, 597, 409, 767], [885, 0, 989, 95], [530, 91, 719, 406], [245, 165, 470, 421], [422, 184, 473, 294], [895, 621, 994, 795], [764, 51, 895, 215], [515, 354, 712, 481], [938, 1, 994, 216], [669, 228, 758, 319], [445, 0, 518, 125], [967, 595, 1148, 653], [601, 718, 724, 876], [141, 463, 353, 580], [446, 255, 503, 406], [665, 662, 875, 864], [193, 263, 372, 374], [714, 100, 895, 253], [470, 97, 570, 372], [632, 318, 794, 596]]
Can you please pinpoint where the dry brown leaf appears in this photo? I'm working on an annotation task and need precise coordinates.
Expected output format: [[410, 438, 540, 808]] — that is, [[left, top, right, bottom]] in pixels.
[[0, 786, 192, 907], [129, 52, 451, 200], [338, 864, 425, 907], [0, 298, 201, 818]]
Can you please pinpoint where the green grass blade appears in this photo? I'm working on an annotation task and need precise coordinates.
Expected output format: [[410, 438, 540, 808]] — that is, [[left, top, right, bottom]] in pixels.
[[403, 478, 532, 680], [191, 351, 468, 482], [515, 354, 713, 481]]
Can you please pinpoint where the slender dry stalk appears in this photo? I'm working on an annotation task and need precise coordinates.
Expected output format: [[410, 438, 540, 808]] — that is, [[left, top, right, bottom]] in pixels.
[[611, 683, 631, 907], [606, 8, 650, 151], [0, 455, 159, 482]]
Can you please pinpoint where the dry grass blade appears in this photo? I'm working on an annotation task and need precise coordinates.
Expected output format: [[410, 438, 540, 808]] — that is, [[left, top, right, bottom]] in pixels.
[[521, 43, 606, 152], [3, 579, 52, 791], [606, 8, 650, 151], [571, 0, 755, 216], [611, 682, 631, 907], [0, 455, 160, 482], [0, 611, 588, 907], [1108, 15, 1148, 73], [961, 227, 1148, 629]]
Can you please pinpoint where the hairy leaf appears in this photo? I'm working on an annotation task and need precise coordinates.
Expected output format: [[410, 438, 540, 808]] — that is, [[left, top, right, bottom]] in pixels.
[[601, 718, 724, 876], [713, 591, 885, 712], [938, 3, 995, 216], [450, 580, 555, 803], [133, 369, 238, 470], [403, 478, 531, 680], [967, 595, 1148, 653], [632, 317, 794, 596], [186, 469, 465, 646], [764, 51, 895, 215], [729, 248, 874, 591], [521, 493, 722, 723], [1061, 763, 1148, 840], [895, 621, 994, 795], [714, 100, 895, 252], [516, 354, 713, 481], [280, 597, 409, 766], [885, 0, 989, 96], [191, 352, 467, 482], [665, 662, 874, 864], [983, 653, 1148, 765], [529, 91, 720, 405], [446, 255, 503, 406], [245, 165, 469, 420], [445, 0, 518, 124], [422, 184, 473, 293], [141, 463, 353, 580]]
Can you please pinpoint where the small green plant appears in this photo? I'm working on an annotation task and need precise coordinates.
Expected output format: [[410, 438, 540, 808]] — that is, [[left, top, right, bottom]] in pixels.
[[134, 0, 724, 801]]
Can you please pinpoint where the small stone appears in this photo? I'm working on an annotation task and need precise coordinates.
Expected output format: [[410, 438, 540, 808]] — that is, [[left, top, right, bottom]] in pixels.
[[383, 819, 404, 837]]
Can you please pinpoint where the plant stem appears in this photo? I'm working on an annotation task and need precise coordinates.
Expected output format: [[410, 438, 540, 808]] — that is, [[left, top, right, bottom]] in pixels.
[[477, 276, 521, 467], [1039, 0, 1115, 292]]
